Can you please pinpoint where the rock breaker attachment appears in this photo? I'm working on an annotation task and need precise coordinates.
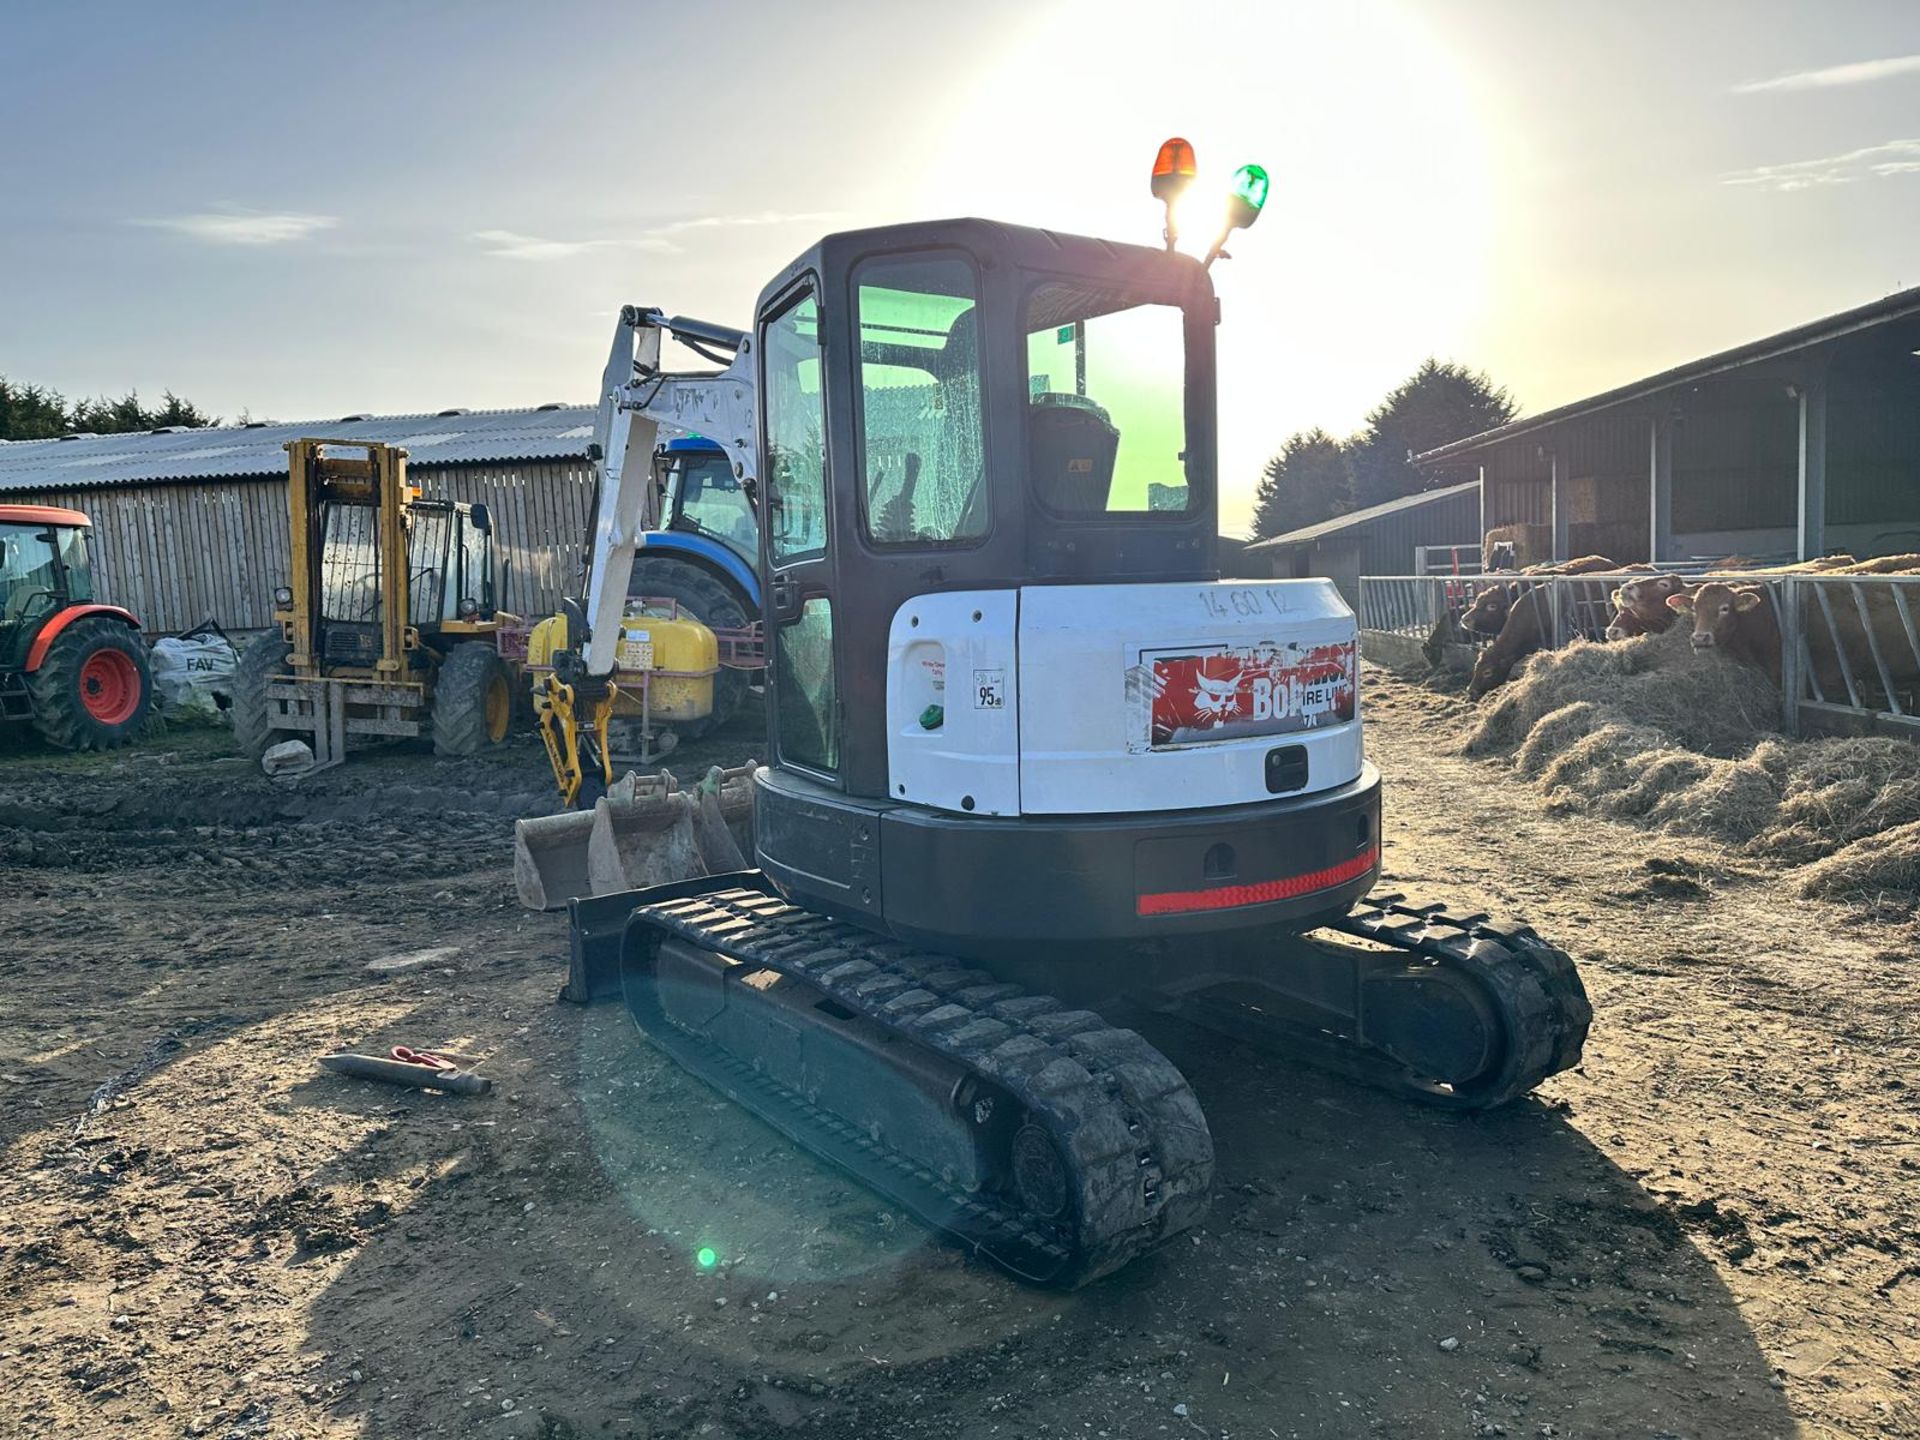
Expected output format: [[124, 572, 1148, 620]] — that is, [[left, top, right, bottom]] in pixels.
[[566, 874, 1214, 1288]]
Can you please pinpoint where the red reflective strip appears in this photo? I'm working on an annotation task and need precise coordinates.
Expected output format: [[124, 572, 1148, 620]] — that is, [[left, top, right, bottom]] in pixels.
[[1137, 846, 1379, 917]]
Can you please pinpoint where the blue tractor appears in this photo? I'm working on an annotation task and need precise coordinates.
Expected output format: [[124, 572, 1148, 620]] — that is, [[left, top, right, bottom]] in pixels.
[[622, 435, 760, 733]]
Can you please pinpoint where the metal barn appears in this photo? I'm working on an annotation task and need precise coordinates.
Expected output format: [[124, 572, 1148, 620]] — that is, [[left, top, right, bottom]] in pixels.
[[0, 407, 596, 633], [1248, 481, 1482, 606], [1419, 286, 1920, 567]]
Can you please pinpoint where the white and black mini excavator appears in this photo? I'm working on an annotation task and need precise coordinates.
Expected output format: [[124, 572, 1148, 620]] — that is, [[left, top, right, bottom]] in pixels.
[[564, 148, 1590, 1287]]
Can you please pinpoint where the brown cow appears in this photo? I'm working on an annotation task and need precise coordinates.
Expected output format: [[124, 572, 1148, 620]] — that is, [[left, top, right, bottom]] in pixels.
[[1460, 583, 1516, 637], [1667, 583, 1781, 683], [1605, 573, 1687, 639], [1466, 582, 1554, 699]]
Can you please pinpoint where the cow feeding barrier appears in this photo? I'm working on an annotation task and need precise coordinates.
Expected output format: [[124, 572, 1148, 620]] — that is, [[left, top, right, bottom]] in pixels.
[[1358, 572, 1920, 740]]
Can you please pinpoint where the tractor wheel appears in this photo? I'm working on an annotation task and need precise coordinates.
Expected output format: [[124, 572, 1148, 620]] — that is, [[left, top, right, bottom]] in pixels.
[[26, 616, 152, 751], [628, 557, 752, 738], [231, 632, 295, 760], [431, 641, 513, 757]]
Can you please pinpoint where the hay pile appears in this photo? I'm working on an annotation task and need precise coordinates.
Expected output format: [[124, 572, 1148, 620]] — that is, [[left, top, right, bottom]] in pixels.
[[1464, 625, 1920, 899]]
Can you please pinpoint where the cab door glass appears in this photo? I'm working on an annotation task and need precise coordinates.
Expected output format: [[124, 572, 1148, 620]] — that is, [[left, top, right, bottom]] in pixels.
[[764, 294, 828, 565], [675, 454, 759, 565], [55, 526, 95, 600], [775, 596, 837, 772], [854, 255, 988, 545], [0, 524, 61, 632]]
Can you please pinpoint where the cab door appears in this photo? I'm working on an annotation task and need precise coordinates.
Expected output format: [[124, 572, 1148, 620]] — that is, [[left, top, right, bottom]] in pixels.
[[758, 281, 840, 780]]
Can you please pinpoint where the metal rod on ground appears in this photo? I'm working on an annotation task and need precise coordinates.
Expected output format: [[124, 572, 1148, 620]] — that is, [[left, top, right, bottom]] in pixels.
[[319, 1053, 492, 1095]]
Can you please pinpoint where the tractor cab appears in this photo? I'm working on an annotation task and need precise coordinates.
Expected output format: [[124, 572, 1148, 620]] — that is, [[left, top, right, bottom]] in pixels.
[[657, 436, 758, 571], [0, 504, 150, 749], [0, 506, 96, 664]]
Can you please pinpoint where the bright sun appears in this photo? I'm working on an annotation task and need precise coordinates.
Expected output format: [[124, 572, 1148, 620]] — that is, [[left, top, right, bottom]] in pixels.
[[897, 0, 1502, 533]]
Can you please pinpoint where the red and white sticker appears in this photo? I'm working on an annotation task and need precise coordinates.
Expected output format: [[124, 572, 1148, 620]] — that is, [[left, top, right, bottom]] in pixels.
[[1143, 639, 1355, 748]]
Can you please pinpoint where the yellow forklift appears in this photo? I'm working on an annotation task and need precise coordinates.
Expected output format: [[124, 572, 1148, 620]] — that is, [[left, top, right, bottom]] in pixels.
[[232, 438, 516, 768]]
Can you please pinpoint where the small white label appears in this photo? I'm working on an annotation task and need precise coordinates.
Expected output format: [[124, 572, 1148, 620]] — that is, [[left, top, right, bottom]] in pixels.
[[973, 668, 1005, 709]]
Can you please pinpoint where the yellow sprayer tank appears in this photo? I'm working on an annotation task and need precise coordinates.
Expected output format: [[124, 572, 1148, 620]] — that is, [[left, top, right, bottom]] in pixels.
[[526, 609, 717, 723]]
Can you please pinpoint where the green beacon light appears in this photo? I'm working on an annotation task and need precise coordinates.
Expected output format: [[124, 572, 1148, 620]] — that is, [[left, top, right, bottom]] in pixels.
[[1228, 163, 1270, 229], [696, 1246, 718, 1269], [1204, 161, 1269, 270]]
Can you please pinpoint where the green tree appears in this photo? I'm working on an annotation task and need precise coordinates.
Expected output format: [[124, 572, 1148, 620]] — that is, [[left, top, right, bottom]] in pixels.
[[0, 377, 73, 440], [1250, 428, 1354, 540], [1346, 358, 1515, 509], [0, 376, 218, 439]]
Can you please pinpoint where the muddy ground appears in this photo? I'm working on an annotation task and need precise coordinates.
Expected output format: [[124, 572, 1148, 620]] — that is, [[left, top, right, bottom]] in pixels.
[[1, 672, 1915, 1440]]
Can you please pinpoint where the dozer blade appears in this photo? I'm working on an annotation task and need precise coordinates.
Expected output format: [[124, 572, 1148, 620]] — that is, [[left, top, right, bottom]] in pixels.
[[583, 875, 1214, 1288]]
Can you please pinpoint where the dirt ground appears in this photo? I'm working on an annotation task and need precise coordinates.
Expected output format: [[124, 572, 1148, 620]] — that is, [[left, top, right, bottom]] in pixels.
[[2, 672, 1916, 1440]]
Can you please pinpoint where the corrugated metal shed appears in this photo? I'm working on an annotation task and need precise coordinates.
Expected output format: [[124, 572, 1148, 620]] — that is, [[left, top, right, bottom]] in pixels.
[[1417, 284, 1920, 466], [0, 405, 600, 633], [1250, 481, 1481, 605], [0, 405, 593, 492], [1419, 286, 1920, 566]]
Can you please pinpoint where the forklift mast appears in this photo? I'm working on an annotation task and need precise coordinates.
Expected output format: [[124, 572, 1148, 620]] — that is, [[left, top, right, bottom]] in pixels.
[[284, 439, 416, 677]]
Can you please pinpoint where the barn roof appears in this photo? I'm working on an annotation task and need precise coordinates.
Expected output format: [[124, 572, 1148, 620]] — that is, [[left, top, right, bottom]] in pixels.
[[1415, 282, 1920, 467], [1247, 479, 1479, 551], [0, 404, 595, 492]]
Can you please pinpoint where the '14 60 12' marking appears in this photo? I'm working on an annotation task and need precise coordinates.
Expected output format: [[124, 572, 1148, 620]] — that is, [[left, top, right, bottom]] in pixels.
[[1197, 588, 1294, 619]]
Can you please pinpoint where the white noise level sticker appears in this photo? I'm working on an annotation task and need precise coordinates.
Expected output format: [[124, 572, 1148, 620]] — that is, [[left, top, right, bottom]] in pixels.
[[973, 668, 1006, 709]]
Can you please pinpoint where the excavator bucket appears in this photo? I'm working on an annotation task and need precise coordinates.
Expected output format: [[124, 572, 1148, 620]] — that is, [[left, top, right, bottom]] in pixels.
[[512, 808, 598, 911], [585, 788, 704, 896], [512, 764, 758, 912]]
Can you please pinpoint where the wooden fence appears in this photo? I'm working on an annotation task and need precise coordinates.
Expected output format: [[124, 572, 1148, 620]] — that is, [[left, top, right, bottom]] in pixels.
[[21, 459, 597, 634]]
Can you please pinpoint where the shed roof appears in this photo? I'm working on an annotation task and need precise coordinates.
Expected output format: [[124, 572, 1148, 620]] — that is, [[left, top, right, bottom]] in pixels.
[[1415, 283, 1920, 467], [1247, 479, 1478, 551], [0, 404, 595, 493]]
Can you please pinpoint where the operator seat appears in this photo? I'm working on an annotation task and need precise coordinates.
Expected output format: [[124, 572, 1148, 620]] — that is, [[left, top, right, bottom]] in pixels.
[[1028, 394, 1119, 513]]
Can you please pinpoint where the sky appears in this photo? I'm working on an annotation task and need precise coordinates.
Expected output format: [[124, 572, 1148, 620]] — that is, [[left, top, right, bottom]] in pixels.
[[3, 0, 1919, 534]]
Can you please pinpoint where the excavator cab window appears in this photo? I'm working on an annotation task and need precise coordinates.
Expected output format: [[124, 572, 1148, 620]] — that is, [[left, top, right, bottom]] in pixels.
[[853, 254, 988, 546], [1023, 284, 1190, 515]]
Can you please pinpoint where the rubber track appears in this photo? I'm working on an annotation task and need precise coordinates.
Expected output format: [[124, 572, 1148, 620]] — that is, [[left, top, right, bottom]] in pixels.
[[1333, 891, 1593, 1106], [621, 887, 1214, 1288]]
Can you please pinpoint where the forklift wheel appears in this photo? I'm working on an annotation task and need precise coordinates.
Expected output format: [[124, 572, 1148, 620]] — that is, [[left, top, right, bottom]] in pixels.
[[230, 633, 295, 760], [432, 642, 512, 756], [27, 616, 152, 751]]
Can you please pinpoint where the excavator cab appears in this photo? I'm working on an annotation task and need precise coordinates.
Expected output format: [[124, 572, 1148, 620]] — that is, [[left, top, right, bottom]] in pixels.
[[748, 220, 1262, 945]]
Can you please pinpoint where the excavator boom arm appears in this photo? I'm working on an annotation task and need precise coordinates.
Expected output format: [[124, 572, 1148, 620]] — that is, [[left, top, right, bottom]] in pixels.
[[583, 307, 757, 677]]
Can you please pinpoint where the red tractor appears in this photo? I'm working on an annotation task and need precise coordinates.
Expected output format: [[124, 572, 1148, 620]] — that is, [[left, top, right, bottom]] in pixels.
[[0, 504, 151, 749]]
